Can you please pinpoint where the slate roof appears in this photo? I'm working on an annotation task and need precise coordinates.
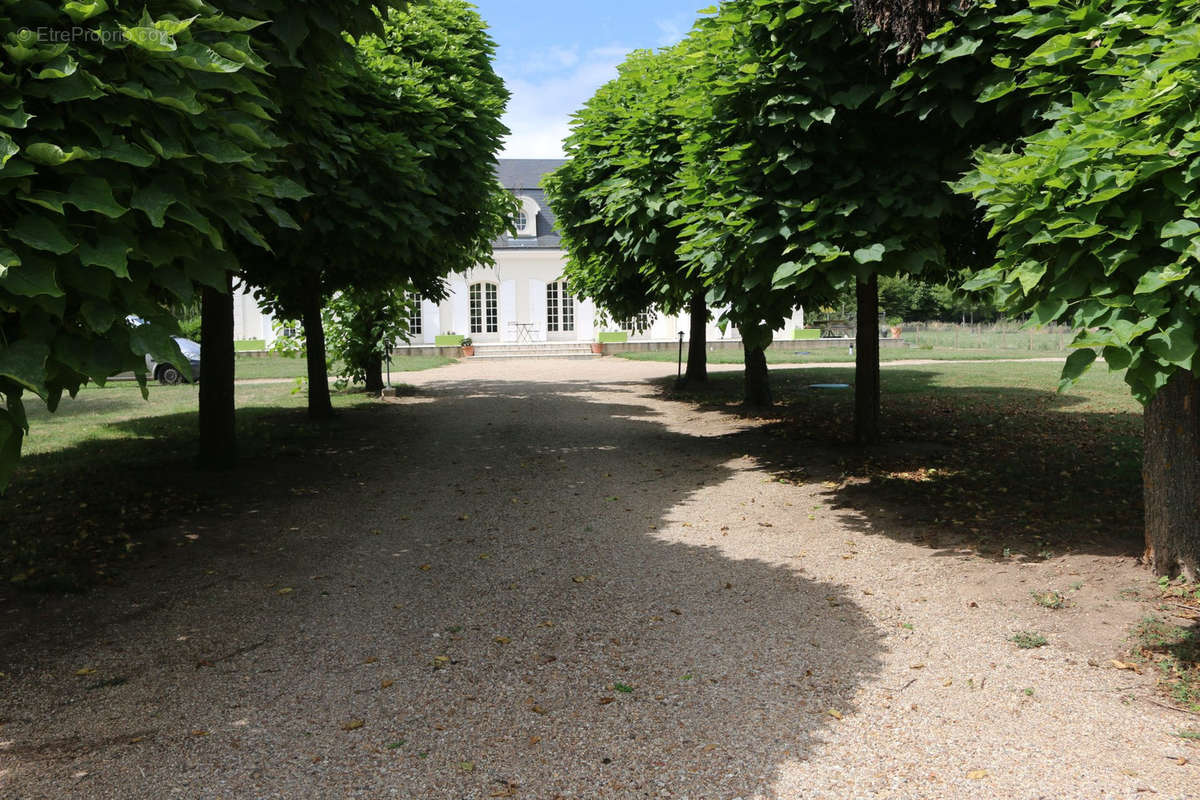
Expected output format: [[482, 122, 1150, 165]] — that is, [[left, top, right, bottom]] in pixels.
[[495, 158, 567, 250]]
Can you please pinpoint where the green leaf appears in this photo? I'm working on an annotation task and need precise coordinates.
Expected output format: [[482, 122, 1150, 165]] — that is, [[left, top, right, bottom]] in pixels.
[[23, 142, 92, 166], [9, 216, 74, 255], [1134, 264, 1189, 295], [67, 177, 128, 219], [130, 183, 176, 227], [78, 235, 131, 278], [120, 27, 177, 53], [62, 0, 110, 23], [0, 132, 17, 167], [1160, 219, 1199, 238], [174, 43, 243, 73], [852, 243, 885, 264], [1058, 348, 1097, 391], [0, 340, 49, 396], [33, 55, 77, 80], [938, 36, 982, 63], [1028, 297, 1068, 326]]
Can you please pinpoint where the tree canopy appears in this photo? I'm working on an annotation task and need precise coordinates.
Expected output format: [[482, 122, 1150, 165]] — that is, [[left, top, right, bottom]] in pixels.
[[0, 2, 292, 488]]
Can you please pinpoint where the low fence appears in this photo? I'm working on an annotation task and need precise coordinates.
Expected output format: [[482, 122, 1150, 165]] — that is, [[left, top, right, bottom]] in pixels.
[[902, 321, 1073, 352]]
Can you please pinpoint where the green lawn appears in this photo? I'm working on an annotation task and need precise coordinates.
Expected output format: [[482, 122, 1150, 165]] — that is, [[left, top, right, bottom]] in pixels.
[[617, 344, 1069, 365], [234, 354, 454, 380]]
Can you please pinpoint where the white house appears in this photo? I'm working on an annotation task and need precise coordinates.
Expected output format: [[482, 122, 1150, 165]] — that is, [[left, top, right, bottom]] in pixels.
[[234, 159, 805, 349]]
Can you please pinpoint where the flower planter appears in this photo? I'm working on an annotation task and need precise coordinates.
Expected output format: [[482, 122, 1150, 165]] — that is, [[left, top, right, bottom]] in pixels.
[[460, 345, 475, 357], [889, 326, 903, 339], [793, 328, 821, 340], [597, 331, 628, 344], [590, 342, 604, 354], [435, 334, 464, 347]]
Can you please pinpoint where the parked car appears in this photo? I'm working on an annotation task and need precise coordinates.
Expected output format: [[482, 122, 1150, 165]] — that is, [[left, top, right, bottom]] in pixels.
[[147, 337, 201, 385]]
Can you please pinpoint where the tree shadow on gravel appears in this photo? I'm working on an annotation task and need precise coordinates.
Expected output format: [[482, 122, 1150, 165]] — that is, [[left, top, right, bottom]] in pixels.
[[659, 366, 1145, 564], [0, 375, 884, 800]]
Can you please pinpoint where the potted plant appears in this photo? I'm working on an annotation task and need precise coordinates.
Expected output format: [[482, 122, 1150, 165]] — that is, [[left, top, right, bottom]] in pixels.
[[590, 340, 604, 354], [459, 336, 475, 357], [887, 317, 903, 339]]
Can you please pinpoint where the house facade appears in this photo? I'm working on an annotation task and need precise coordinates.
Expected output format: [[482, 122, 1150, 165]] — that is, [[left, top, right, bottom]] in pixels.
[[234, 159, 805, 348]]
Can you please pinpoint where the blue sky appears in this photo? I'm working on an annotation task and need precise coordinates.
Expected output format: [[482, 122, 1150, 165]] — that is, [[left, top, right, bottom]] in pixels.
[[469, 1, 708, 158]]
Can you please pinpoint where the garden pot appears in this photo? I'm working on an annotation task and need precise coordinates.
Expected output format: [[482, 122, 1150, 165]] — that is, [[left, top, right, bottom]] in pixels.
[[460, 345, 475, 357], [590, 342, 604, 354], [889, 325, 903, 339]]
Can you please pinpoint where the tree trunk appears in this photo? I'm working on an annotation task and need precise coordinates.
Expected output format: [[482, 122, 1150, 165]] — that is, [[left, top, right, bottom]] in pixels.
[[198, 274, 236, 469], [855, 274, 881, 445], [302, 290, 333, 421], [1143, 368, 1200, 580], [364, 353, 384, 396], [684, 289, 708, 385], [739, 323, 772, 407]]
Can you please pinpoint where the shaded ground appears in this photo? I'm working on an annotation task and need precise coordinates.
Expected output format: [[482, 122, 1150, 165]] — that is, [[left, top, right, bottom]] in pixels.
[[0, 358, 1196, 799]]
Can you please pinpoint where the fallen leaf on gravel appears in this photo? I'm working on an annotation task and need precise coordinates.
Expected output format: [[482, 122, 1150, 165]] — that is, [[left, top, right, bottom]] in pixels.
[[341, 720, 365, 731], [598, 697, 615, 705], [129, 737, 145, 744], [276, 587, 293, 595], [457, 515, 470, 521], [494, 637, 511, 644], [459, 761, 475, 772], [827, 709, 843, 720], [967, 770, 989, 780], [910, 663, 925, 670], [572, 576, 588, 583], [531, 705, 548, 715], [419, 564, 432, 571], [702, 744, 717, 753], [365, 657, 378, 664], [381, 680, 394, 689], [1110, 660, 1139, 671], [191, 730, 208, 737], [75, 668, 96, 676], [529, 735, 541, 745], [490, 785, 518, 798]]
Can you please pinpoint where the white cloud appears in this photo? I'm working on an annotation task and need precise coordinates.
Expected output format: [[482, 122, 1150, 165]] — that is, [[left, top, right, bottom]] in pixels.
[[497, 44, 632, 159]]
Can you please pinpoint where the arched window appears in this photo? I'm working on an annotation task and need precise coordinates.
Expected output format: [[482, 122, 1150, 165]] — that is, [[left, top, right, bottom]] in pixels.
[[515, 209, 528, 231], [469, 282, 498, 334], [547, 280, 575, 332], [513, 195, 539, 237]]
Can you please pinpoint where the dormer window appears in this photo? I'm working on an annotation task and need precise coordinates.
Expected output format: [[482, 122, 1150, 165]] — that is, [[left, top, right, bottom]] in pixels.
[[513, 195, 539, 238]]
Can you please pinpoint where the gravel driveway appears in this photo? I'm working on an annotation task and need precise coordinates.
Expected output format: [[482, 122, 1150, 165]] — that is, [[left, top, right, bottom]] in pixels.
[[0, 357, 1193, 799]]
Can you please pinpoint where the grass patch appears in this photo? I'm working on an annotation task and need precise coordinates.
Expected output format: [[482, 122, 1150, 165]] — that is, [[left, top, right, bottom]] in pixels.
[[1131, 616, 1200, 712], [617, 345, 1067, 366], [1010, 631, 1049, 649]]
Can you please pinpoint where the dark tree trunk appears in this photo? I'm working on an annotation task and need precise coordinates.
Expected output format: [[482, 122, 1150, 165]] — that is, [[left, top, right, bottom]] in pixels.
[[364, 353, 384, 396], [198, 274, 236, 470], [739, 322, 772, 408], [1143, 368, 1200, 580], [302, 290, 333, 421], [855, 274, 881, 445], [684, 289, 708, 385]]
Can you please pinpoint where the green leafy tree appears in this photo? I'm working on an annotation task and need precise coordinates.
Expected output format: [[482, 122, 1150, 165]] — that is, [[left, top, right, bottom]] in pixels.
[[243, 0, 511, 424], [951, 0, 1200, 577], [678, 0, 971, 423], [0, 2, 288, 488], [323, 287, 417, 394], [545, 44, 712, 384]]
